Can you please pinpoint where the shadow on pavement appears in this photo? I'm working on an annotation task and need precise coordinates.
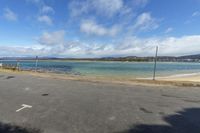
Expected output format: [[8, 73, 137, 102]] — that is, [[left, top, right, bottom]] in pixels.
[[0, 122, 42, 133], [117, 108, 200, 133]]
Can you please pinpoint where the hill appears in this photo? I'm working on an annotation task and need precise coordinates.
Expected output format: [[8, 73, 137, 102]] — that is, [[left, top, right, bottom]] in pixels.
[[0, 54, 200, 62]]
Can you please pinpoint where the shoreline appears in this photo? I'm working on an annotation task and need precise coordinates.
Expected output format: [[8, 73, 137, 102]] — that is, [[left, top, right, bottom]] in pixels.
[[138, 72, 200, 81], [1, 68, 200, 87]]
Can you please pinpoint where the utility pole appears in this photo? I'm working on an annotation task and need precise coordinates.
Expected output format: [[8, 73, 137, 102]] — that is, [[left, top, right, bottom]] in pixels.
[[35, 56, 38, 72], [153, 46, 158, 80]]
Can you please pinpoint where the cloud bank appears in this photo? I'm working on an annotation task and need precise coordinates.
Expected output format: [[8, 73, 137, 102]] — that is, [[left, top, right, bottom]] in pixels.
[[1, 30, 200, 57]]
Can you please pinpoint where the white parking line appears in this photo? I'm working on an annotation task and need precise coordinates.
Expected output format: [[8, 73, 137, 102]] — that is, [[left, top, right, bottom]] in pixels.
[[16, 104, 32, 112]]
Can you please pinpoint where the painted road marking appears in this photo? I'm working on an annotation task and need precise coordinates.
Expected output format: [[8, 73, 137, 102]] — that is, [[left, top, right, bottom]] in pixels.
[[24, 87, 30, 91], [16, 104, 32, 112], [108, 116, 116, 121]]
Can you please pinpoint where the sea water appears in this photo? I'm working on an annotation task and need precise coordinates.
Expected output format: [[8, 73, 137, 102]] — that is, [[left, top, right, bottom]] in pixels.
[[2, 60, 200, 79]]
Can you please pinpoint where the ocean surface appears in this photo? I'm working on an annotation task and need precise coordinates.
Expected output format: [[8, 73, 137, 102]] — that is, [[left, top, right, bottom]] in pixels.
[[2, 60, 200, 79]]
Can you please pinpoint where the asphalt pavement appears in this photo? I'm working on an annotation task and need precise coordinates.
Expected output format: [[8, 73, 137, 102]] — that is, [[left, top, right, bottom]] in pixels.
[[0, 72, 200, 133]]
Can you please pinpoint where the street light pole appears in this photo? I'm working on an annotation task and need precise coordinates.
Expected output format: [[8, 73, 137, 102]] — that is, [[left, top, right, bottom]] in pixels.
[[153, 46, 158, 80], [35, 56, 38, 72]]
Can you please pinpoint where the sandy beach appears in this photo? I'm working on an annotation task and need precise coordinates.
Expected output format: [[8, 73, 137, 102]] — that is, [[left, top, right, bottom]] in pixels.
[[157, 73, 200, 82]]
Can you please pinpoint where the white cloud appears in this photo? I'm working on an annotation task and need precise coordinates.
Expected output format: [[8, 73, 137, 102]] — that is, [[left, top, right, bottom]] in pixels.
[[116, 35, 200, 56], [0, 45, 46, 57], [80, 20, 120, 36], [3, 8, 18, 21], [165, 27, 173, 33], [1, 33, 200, 57], [37, 15, 53, 25], [38, 30, 65, 46], [69, 1, 89, 17], [69, 0, 149, 18], [132, 0, 149, 7], [91, 0, 123, 17], [192, 11, 200, 17], [41, 5, 54, 14], [68, 0, 154, 36], [133, 12, 159, 31], [156, 35, 200, 56], [26, 0, 54, 14], [69, 0, 123, 17], [87, 35, 200, 57]]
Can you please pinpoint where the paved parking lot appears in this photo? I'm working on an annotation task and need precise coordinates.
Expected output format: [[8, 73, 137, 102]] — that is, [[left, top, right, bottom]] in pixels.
[[0, 72, 200, 133]]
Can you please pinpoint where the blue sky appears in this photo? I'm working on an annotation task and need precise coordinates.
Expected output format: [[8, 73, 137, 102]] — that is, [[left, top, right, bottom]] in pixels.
[[0, 0, 200, 57]]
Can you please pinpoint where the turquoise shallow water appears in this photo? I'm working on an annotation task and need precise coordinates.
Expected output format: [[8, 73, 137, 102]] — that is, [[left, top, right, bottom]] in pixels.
[[2, 60, 200, 78]]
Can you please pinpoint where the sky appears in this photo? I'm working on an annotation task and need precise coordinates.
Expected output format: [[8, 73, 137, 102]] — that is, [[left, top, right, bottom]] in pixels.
[[0, 0, 200, 57]]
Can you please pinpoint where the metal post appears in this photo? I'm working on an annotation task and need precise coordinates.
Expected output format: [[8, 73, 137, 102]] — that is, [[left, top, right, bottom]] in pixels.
[[153, 46, 158, 80], [35, 56, 38, 72], [17, 60, 20, 71], [0, 58, 2, 69]]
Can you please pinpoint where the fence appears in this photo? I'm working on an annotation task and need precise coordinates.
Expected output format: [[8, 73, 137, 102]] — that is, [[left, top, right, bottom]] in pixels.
[[0, 63, 20, 71]]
